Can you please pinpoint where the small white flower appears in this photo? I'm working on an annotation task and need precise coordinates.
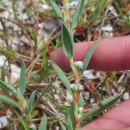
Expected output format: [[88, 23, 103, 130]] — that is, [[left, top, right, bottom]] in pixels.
[[70, 1, 78, 7], [70, 83, 76, 89], [74, 61, 83, 69], [66, 91, 73, 102], [79, 84, 84, 90], [79, 107, 83, 113], [29, 124, 36, 129]]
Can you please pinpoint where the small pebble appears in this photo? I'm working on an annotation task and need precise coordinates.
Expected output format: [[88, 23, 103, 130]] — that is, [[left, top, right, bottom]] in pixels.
[[83, 70, 100, 79], [90, 98, 95, 103], [0, 116, 8, 129]]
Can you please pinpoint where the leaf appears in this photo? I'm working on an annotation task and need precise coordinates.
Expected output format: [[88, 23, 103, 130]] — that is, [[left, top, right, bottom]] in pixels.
[[66, 116, 73, 130], [0, 94, 20, 107], [19, 62, 26, 95], [28, 70, 40, 79], [82, 94, 121, 121], [78, 94, 84, 107], [91, 0, 107, 23], [82, 39, 100, 72], [0, 80, 17, 94], [60, 122, 66, 130], [48, 0, 63, 19], [38, 115, 47, 130], [15, 110, 29, 130], [32, 10, 60, 18], [71, 0, 85, 29], [61, 23, 74, 58], [40, 48, 49, 79], [28, 91, 36, 113], [51, 62, 72, 94], [1, 66, 5, 81], [98, 0, 107, 11], [114, 2, 123, 15], [67, 103, 74, 129]]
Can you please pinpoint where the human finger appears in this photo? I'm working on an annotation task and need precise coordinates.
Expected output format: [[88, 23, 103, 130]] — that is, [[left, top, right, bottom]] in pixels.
[[50, 35, 130, 71], [81, 99, 130, 130]]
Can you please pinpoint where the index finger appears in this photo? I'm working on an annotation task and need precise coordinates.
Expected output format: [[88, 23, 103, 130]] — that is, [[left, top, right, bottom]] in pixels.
[[81, 99, 130, 130], [50, 35, 130, 71]]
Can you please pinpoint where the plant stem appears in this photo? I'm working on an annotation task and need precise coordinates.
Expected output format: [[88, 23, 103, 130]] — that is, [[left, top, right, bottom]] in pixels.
[[70, 58, 82, 130]]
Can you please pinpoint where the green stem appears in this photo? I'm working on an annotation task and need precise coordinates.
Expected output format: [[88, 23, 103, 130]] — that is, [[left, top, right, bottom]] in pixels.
[[70, 57, 82, 130]]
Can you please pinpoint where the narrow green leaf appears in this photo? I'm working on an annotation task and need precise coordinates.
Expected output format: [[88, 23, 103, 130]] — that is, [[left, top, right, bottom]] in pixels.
[[15, 110, 29, 130], [91, 0, 107, 23], [82, 94, 121, 121], [38, 115, 47, 130], [32, 10, 61, 18], [1, 66, 5, 81], [19, 62, 26, 95], [71, 0, 85, 29], [60, 122, 66, 130], [67, 103, 74, 129], [98, 0, 107, 11], [66, 116, 73, 130], [114, 2, 123, 15], [78, 94, 84, 107], [61, 23, 74, 58], [28, 70, 39, 79], [0, 80, 17, 94], [82, 39, 100, 72], [28, 91, 36, 113], [40, 48, 49, 79], [0, 94, 20, 107], [48, 0, 63, 19], [51, 62, 72, 94]]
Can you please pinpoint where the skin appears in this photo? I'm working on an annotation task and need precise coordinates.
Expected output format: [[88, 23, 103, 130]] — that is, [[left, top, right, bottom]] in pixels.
[[50, 35, 130, 130]]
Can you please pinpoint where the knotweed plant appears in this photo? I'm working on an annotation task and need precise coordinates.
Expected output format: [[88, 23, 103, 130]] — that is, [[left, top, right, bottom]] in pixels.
[[50, 0, 121, 130], [0, 0, 122, 130]]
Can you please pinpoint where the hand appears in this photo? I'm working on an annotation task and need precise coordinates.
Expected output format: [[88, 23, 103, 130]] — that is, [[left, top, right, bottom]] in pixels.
[[50, 35, 130, 130]]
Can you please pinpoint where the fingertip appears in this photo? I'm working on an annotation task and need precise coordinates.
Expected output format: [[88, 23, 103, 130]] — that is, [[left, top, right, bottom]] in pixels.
[[50, 48, 70, 71], [50, 43, 90, 71], [81, 99, 130, 129]]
